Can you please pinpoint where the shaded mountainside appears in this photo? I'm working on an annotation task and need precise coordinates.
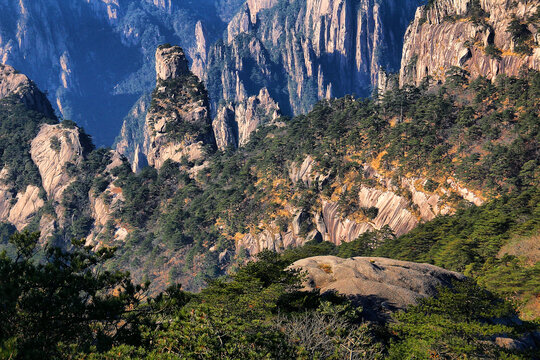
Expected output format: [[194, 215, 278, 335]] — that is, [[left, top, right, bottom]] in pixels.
[[0, 0, 245, 145], [203, 0, 424, 149]]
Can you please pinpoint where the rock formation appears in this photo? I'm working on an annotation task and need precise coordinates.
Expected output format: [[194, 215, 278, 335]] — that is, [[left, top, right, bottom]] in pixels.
[[234, 157, 480, 257], [30, 124, 84, 203], [144, 45, 216, 168], [0, 64, 55, 117], [0, 0, 245, 145], [290, 255, 465, 318], [204, 0, 424, 119], [114, 94, 150, 172], [213, 87, 281, 150], [400, 0, 540, 86]]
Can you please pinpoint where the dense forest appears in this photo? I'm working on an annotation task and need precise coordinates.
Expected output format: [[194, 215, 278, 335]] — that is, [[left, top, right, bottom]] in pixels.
[[0, 68, 539, 358], [1, 228, 538, 359]]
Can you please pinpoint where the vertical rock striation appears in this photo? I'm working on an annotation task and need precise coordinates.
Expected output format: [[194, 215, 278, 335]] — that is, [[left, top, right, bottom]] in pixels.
[[204, 0, 423, 121], [399, 0, 540, 86], [213, 87, 281, 149]]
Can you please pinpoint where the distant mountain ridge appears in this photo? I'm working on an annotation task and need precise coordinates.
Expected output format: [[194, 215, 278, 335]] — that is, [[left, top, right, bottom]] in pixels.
[[0, 0, 245, 145]]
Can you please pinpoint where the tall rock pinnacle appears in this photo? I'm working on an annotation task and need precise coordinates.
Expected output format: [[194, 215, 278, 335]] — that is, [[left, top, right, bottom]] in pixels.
[[144, 45, 215, 169]]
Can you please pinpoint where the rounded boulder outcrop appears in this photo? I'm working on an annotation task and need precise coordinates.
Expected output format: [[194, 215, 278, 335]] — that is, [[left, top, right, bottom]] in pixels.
[[290, 255, 465, 319]]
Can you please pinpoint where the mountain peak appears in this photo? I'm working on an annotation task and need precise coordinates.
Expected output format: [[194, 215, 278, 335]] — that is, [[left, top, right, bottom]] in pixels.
[[155, 44, 190, 82], [0, 64, 55, 119]]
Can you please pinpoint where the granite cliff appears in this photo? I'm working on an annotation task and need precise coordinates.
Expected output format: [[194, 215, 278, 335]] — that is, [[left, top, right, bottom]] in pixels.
[[203, 0, 424, 148], [400, 0, 540, 86], [0, 0, 245, 145]]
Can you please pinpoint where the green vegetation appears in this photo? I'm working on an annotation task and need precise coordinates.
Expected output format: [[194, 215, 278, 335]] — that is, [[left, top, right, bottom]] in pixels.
[[1, 232, 537, 359], [507, 16, 535, 55], [271, 187, 540, 321], [150, 73, 213, 144], [484, 44, 503, 60], [107, 70, 539, 291], [0, 96, 56, 193]]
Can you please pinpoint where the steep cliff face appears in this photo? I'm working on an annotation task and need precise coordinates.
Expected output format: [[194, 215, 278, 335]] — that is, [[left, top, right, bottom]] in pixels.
[[144, 45, 216, 168], [114, 94, 150, 172], [0, 64, 55, 118], [0, 0, 245, 145], [234, 157, 480, 257], [30, 124, 84, 203], [400, 0, 540, 86], [213, 87, 281, 149], [205, 0, 423, 120], [0, 63, 57, 232]]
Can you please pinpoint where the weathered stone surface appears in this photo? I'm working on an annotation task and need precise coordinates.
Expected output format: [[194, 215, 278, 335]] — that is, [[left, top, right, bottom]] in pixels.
[[30, 124, 84, 203], [213, 87, 280, 149], [400, 0, 540, 86], [206, 0, 423, 120], [290, 255, 465, 317], [0, 64, 54, 118], [7, 185, 44, 231], [115, 94, 150, 171], [155, 45, 190, 82], [144, 45, 215, 169], [235, 156, 481, 257]]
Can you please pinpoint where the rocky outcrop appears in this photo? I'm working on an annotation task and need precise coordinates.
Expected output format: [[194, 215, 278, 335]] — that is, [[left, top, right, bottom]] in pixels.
[[7, 185, 44, 231], [0, 0, 245, 146], [235, 157, 480, 257], [0, 167, 45, 232], [30, 124, 84, 203], [192, 21, 208, 80], [115, 94, 150, 171], [155, 46, 190, 81], [0, 64, 55, 117], [290, 255, 465, 318], [86, 151, 127, 247], [400, 0, 540, 86], [205, 0, 423, 119], [213, 87, 281, 149], [144, 45, 216, 169]]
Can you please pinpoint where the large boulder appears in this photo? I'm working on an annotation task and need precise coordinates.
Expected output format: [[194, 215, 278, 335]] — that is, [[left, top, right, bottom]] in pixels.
[[290, 255, 465, 320]]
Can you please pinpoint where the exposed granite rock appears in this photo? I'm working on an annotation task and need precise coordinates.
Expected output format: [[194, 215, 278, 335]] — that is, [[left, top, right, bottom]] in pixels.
[[290, 255, 465, 318], [30, 124, 84, 203], [400, 0, 540, 86], [206, 0, 423, 120], [192, 21, 208, 80], [0, 0, 246, 145], [0, 64, 55, 118], [7, 185, 44, 231], [115, 94, 150, 171], [235, 156, 479, 257], [86, 151, 126, 247], [213, 87, 281, 149], [144, 45, 216, 169], [155, 45, 190, 82]]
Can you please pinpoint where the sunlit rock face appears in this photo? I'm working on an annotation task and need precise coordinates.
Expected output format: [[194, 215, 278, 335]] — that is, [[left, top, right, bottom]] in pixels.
[[144, 45, 215, 169], [290, 255, 465, 319], [400, 0, 540, 86], [204, 0, 423, 119]]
